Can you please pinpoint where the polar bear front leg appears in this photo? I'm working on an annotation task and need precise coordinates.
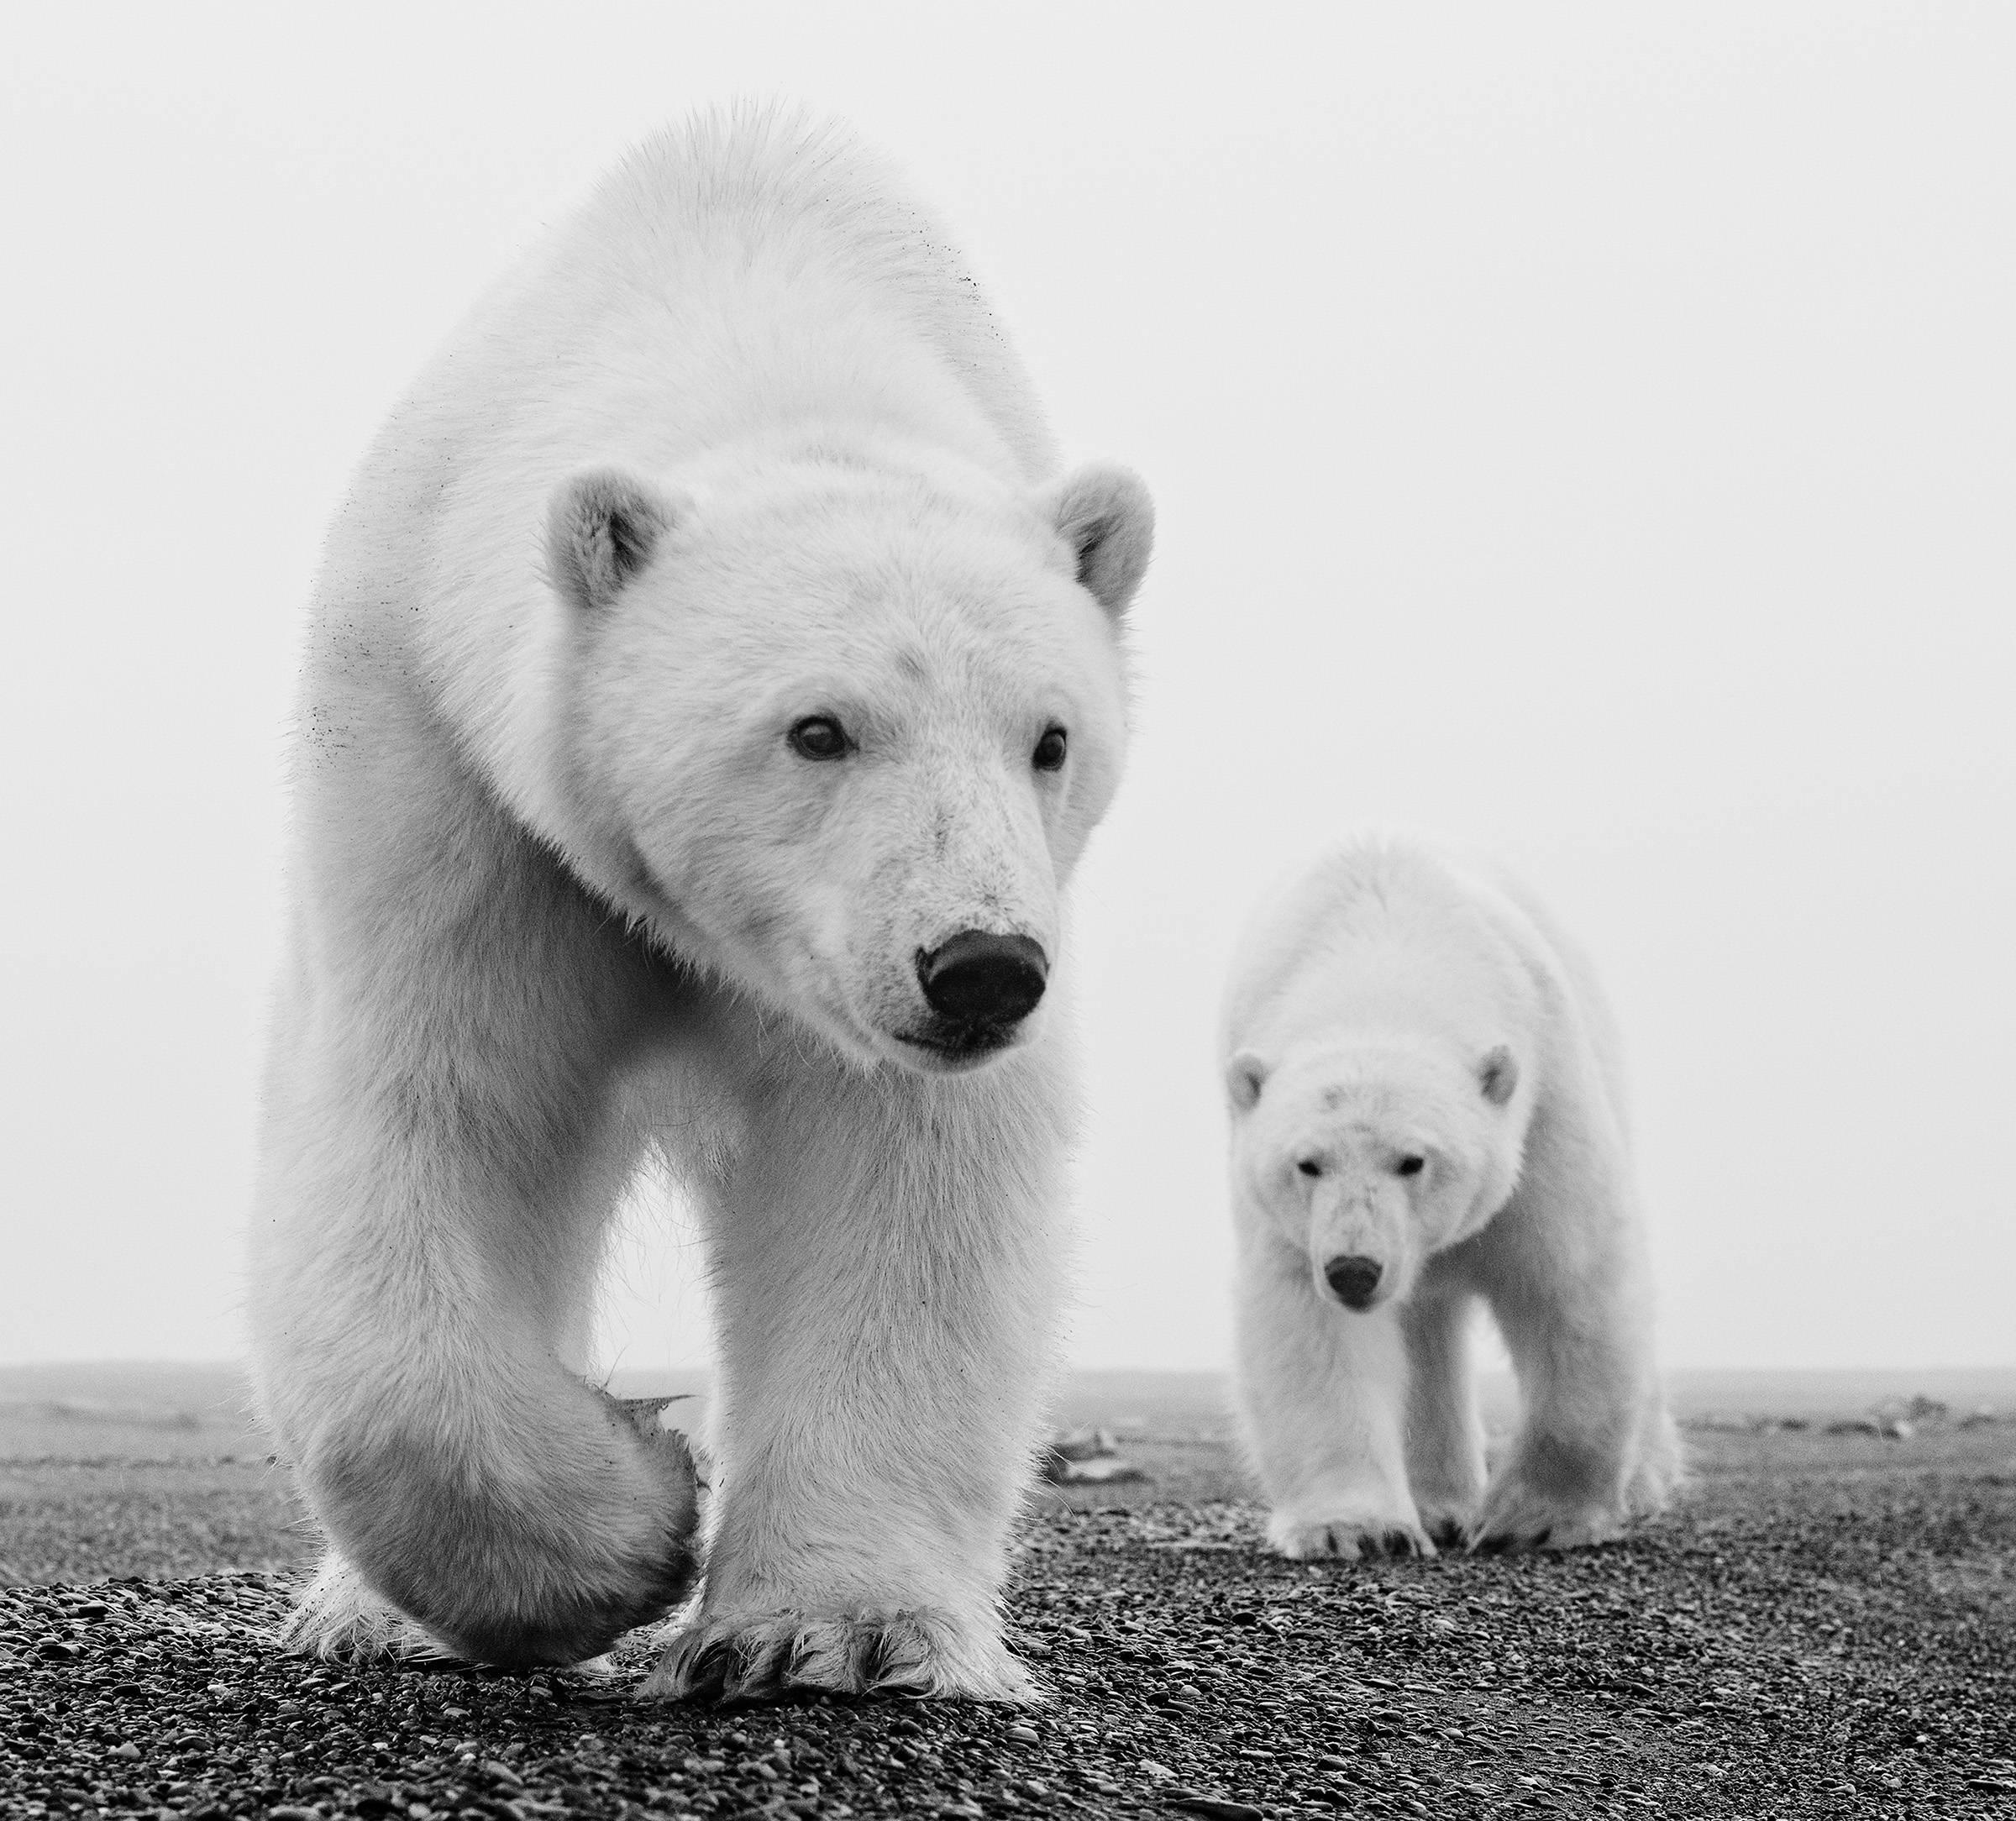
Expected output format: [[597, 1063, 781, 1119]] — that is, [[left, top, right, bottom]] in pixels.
[[1233, 1236, 1431, 1561], [250, 827, 702, 1666], [644, 1059, 1067, 1703]]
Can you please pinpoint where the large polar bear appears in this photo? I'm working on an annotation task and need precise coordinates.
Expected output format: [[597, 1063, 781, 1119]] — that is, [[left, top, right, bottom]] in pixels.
[[1223, 837, 1678, 1558], [249, 108, 1152, 1701]]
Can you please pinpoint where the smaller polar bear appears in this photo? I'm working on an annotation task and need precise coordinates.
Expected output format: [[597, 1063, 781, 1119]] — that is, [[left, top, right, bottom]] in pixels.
[[1223, 837, 1679, 1558]]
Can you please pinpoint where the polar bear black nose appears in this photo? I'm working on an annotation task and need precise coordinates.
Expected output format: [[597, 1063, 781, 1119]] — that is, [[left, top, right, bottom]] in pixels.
[[1324, 1255, 1383, 1310], [916, 931, 1048, 1026]]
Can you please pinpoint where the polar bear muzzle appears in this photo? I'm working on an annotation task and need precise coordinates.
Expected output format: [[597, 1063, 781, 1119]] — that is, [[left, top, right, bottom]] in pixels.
[[900, 929, 1047, 1061]]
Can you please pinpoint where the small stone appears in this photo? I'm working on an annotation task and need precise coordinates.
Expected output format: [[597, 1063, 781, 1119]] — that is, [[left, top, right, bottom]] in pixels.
[[111, 1742, 142, 1761], [1164, 1796, 1265, 1821], [1140, 1759, 1177, 1779], [1005, 1724, 1039, 1745]]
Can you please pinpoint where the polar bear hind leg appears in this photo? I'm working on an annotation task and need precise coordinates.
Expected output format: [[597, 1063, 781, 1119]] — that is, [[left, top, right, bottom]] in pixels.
[[1401, 1291, 1489, 1545], [1627, 1399, 1686, 1516]]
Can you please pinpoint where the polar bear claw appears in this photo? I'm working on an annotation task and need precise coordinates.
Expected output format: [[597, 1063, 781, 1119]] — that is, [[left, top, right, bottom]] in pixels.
[[1273, 1514, 1436, 1562]]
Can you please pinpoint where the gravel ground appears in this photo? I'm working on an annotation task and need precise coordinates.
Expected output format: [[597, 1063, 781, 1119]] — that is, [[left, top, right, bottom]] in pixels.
[[0, 1461, 306, 1587], [4, 1420, 2015, 1820]]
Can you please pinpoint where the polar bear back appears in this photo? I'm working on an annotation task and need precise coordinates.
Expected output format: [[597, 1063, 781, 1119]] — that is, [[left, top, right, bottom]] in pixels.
[[1225, 838, 1629, 1145], [443, 107, 1061, 485]]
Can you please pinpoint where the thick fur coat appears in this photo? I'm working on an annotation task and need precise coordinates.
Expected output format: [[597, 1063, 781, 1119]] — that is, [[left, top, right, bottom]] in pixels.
[[1223, 837, 1679, 1558], [250, 108, 1152, 1699]]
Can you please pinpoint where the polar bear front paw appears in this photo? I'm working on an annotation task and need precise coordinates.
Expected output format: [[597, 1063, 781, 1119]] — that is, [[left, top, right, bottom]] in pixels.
[[640, 1608, 1033, 1704], [305, 1390, 704, 1667], [1268, 1508, 1435, 1561], [281, 1553, 455, 1663]]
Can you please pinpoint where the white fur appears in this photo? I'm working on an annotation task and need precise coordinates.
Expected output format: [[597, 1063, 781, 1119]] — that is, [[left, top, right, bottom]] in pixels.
[[1223, 837, 1680, 1558], [250, 107, 1151, 1696]]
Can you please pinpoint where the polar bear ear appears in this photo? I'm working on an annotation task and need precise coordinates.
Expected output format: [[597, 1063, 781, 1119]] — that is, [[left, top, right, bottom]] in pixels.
[[1226, 1050, 1268, 1113], [1478, 1045, 1520, 1107], [1040, 463, 1155, 617], [547, 469, 680, 611]]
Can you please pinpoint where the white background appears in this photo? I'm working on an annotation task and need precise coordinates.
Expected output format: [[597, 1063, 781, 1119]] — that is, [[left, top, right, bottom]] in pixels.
[[2, 3, 2010, 1372]]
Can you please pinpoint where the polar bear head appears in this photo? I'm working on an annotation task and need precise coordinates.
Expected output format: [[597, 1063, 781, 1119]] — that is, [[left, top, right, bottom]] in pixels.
[[548, 451, 1151, 1076], [1225, 1039, 1528, 1309]]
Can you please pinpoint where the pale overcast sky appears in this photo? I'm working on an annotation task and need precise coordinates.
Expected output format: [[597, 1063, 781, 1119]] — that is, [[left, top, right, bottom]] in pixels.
[[2, 4, 2010, 1372]]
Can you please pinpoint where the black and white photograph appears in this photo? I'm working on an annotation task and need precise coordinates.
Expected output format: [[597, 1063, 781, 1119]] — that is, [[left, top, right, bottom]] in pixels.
[[3, 5, 2012, 1818]]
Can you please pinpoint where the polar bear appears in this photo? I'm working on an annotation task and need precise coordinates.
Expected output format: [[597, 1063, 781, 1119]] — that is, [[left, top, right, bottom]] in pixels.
[[248, 108, 1152, 1702], [1223, 837, 1679, 1559]]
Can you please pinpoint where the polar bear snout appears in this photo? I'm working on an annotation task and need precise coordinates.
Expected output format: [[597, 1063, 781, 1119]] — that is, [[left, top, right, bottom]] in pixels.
[[916, 930, 1047, 1022], [1323, 1253, 1385, 1310], [890, 930, 1049, 1068]]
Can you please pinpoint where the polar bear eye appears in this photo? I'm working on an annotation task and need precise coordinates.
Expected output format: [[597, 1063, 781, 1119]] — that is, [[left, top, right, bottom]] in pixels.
[[1296, 1158, 1322, 1178], [787, 716, 853, 761], [1395, 1155, 1425, 1177], [1032, 726, 1068, 772]]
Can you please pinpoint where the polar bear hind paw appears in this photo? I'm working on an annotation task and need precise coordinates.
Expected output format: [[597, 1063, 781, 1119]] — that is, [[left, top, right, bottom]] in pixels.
[[1416, 1508, 1474, 1551], [280, 1554, 457, 1663], [1270, 1514, 1436, 1561], [1627, 1412, 1687, 1516], [641, 1609, 1033, 1704], [1468, 1477, 1629, 1553]]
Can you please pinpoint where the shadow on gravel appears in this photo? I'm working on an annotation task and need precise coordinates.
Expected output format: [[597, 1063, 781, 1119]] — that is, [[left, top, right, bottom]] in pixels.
[[3, 1413, 2014, 1818]]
